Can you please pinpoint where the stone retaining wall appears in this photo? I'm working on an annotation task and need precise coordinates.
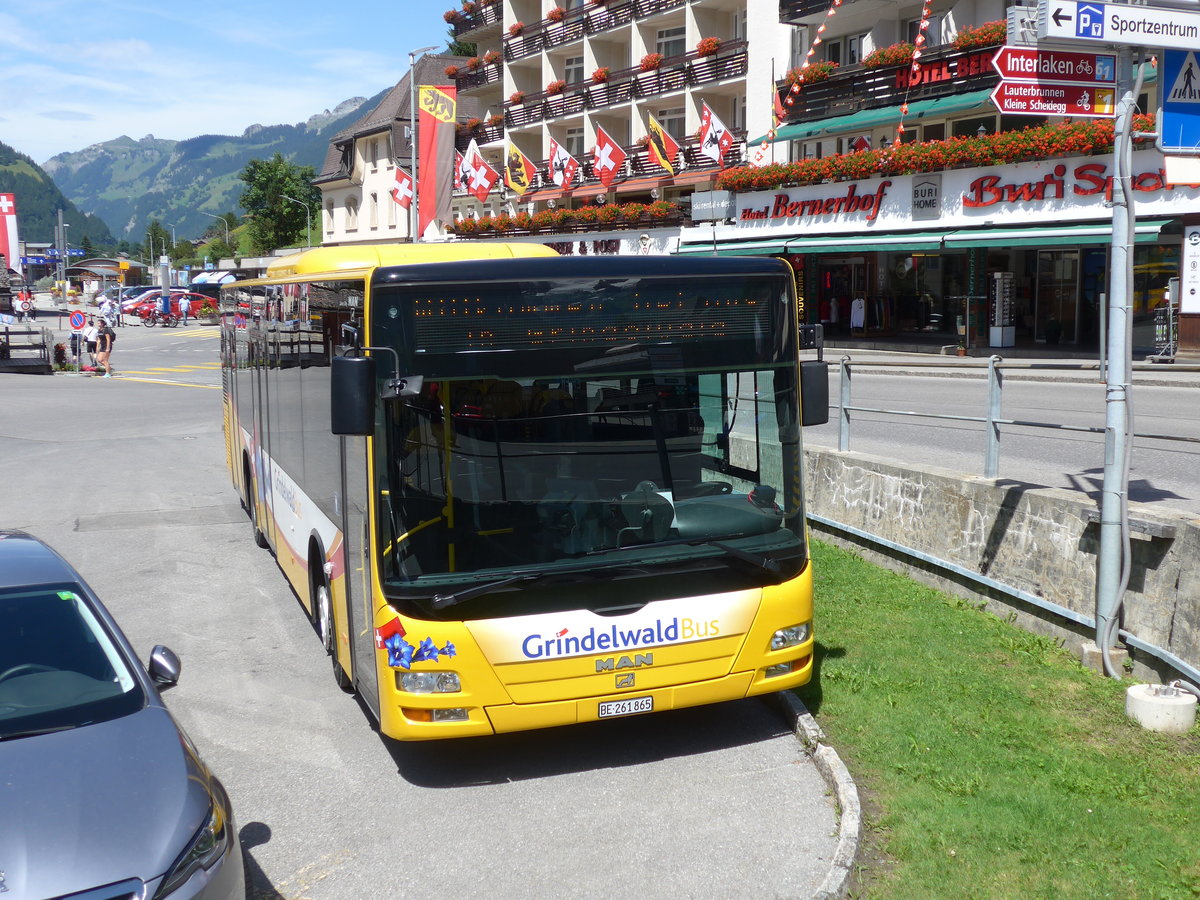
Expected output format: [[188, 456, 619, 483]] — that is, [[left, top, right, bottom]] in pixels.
[[804, 446, 1200, 682]]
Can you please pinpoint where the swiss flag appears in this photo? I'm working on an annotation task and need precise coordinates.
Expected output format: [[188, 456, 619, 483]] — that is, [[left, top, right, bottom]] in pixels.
[[390, 165, 414, 208], [547, 138, 579, 190], [0, 193, 21, 276], [464, 150, 501, 202], [592, 126, 627, 188], [698, 103, 734, 167]]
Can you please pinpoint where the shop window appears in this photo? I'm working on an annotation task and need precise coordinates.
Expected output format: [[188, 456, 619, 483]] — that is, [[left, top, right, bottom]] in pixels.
[[1036, 250, 1079, 344], [953, 116, 998, 138], [922, 122, 945, 142]]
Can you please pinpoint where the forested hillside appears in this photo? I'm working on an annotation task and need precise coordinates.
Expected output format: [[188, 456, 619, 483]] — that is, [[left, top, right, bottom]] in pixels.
[[39, 92, 386, 243], [0, 142, 115, 245]]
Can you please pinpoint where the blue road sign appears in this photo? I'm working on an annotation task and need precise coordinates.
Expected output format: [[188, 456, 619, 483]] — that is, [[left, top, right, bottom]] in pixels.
[[1159, 49, 1200, 155]]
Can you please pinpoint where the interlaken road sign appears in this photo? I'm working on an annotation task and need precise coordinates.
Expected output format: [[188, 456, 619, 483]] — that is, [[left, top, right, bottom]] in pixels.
[[991, 46, 1117, 118]]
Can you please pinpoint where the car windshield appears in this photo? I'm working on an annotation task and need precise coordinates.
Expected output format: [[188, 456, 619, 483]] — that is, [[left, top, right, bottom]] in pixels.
[[0, 584, 143, 740]]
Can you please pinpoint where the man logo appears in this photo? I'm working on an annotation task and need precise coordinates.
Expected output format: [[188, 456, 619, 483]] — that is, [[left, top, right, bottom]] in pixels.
[[616, 674, 635, 688], [595, 652, 653, 673]]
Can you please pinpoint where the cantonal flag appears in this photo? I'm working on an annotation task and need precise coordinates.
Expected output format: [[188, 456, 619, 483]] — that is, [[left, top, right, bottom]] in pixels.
[[417, 84, 457, 237], [390, 165, 414, 208], [698, 103, 734, 167], [592, 126, 627, 188], [504, 143, 536, 195], [547, 138, 579, 190], [645, 114, 679, 176], [0, 193, 21, 276]]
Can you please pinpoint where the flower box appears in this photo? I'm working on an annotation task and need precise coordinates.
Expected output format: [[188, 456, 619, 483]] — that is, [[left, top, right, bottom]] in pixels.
[[696, 37, 721, 57], [591, 66, 610, 83], [639, 53, 663, 71], [546, 79, 566, 95], [547, 6, 565, 21]]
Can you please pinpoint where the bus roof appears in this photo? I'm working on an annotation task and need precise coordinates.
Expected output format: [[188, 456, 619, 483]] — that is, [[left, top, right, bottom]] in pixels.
[[265, 242, 558, 280]]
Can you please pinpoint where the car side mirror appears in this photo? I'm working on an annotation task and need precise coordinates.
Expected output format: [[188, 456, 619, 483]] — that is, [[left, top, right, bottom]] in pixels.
[[148, 644, 181, 688]]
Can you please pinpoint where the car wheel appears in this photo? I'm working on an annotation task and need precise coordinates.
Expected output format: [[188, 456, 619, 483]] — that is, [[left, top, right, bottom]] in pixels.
[[316, 580, 353, 691]]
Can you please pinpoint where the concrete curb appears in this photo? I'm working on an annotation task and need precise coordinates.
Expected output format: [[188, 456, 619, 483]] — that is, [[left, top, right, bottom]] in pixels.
[[769, 691, 862, 900]]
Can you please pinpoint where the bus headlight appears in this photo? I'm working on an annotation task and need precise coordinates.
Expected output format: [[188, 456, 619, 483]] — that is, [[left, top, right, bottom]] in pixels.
[[398, 671, 461, 693], [770, 622, 811, 651]]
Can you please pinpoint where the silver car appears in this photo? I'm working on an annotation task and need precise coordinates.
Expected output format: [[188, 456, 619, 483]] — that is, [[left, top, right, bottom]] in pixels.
[[0, 531, 244, 900]]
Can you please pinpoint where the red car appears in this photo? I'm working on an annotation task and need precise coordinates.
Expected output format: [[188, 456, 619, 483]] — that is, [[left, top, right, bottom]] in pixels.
[[132, 292, 213, 321]]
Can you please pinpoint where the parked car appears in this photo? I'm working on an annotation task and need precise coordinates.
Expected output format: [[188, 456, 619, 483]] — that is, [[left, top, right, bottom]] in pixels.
[[172, 291, 214, 317], [0, 531, 245, 900], [121, 288, 165, 314]]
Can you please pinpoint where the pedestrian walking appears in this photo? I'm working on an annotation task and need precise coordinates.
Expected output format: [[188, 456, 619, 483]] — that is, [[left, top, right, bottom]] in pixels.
[[95, 318, 115, 378], [178, 295, 189, 326], [84, 318, 99, 366]]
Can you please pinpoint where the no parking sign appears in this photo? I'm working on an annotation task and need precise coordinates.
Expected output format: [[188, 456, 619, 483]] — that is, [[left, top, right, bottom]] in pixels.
[[69, 310, 86, 330]]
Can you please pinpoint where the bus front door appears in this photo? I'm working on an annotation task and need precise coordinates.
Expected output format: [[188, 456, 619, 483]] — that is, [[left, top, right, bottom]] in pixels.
[[342, 433, 379, 717]]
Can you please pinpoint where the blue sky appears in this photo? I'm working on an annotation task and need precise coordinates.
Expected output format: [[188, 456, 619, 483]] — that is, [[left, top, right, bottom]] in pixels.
[[0, 1, 449, 164]]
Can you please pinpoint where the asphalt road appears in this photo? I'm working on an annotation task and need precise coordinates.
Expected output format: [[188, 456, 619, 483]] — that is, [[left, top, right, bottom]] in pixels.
[[1, 325, 840, 899]]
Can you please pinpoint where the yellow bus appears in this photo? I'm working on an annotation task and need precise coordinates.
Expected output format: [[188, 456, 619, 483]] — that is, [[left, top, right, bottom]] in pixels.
[[221, 243, 828, 740]]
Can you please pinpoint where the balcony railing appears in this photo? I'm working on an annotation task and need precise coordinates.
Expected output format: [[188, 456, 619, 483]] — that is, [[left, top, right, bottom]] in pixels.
[[505, 0, 689, 61], [778, 0, 834, 24], [774, 43, 1001, 122], [455, 62, 503, 92], [506, 41, 747, 128], [455, 121, 506, 152], [451, 1, 503, 37], [452, 129, 749, 200]]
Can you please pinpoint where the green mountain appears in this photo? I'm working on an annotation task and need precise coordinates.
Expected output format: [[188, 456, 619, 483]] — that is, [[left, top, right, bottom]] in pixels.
[[40, 92, 387, 244], [0, 142, 115, 246]]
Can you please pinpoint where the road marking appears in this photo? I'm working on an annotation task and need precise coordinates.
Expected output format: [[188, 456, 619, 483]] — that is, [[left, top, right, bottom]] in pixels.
[[109, 375, 220, 389]]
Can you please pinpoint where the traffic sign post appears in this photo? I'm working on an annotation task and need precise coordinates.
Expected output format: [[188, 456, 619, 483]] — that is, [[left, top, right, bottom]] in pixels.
[[1038, 0, 1200, 51], [991, 45, 1116, 117]]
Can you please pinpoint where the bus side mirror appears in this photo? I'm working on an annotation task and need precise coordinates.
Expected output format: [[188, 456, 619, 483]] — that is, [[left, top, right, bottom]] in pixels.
[[331, 355, 376, 435], [800, 360, 829, 427]]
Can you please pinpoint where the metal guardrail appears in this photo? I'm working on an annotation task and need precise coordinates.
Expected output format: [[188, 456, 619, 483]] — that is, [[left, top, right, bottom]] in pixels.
[[834, 355, 1200, 478]]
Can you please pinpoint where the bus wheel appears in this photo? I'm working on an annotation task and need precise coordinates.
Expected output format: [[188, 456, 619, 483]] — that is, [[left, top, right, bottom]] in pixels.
[[315, 579, 353, 692], [246, 485, 268, 548]]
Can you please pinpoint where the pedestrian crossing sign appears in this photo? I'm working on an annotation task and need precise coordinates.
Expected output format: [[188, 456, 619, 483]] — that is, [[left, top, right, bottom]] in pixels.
[[1159, 49, 1200, 155]]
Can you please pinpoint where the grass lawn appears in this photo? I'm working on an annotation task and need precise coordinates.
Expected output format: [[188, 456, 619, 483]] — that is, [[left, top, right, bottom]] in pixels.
[[795, 540, 1200, 900]]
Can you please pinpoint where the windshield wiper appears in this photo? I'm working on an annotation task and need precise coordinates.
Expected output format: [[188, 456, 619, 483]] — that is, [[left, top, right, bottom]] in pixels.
[[429, 562, 648, 611], [431, 574, 533, 610], [0, 723, 77, 742], [588, 535, 781, 575]]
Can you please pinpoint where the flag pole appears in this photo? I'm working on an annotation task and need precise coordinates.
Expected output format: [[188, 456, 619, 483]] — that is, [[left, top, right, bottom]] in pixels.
[[408, 46, 437, 242]]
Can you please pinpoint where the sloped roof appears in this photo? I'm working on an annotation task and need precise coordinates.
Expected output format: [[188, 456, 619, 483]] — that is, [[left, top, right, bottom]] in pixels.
[[316, 54, 479, 183]]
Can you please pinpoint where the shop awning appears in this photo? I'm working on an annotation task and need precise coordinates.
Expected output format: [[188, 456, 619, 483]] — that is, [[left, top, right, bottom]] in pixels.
[[675, 238, 791, 256], [754, 89, 995, 146], [943, 218, 1174, 248], [678, 219, 1175, 258]]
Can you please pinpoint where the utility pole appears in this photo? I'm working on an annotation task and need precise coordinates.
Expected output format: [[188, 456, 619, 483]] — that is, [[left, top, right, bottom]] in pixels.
[[1095, 41, 1145, 678]]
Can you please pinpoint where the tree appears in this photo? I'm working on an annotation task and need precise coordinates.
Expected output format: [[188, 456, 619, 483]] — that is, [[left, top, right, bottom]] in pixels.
[[143, 220, 171, 265], [446, 29, 476, 56], [203, 238, 236, 265], [80, 235, 96, 259], [238, 153, 319, 254]]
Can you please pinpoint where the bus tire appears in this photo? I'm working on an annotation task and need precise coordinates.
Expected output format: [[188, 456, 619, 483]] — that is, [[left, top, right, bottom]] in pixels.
[[315, 578, 353, 692], [244, 467, 268, 548]]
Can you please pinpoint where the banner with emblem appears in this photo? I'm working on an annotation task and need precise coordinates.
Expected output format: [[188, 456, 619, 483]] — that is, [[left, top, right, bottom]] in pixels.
[[0, 193, 21, 276], [697, 103, 734, 167], [645, 114, 679, 176], [390, 165, 414, 209], [505, 143, 536, 195], [417, 85, 457, 237]]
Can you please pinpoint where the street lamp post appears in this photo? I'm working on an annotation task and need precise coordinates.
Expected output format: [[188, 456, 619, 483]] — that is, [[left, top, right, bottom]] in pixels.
[[281, 195, 312, 250], [199, 211, 231, 246], [409, 44, 438, 243]]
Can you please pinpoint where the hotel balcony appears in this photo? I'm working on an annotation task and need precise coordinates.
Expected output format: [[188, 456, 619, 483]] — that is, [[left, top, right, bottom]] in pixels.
[[504, 0, 690, 61], [450, 1, 503, 39], [506, 40, 747, 128], [774, 42, 1002, 124]]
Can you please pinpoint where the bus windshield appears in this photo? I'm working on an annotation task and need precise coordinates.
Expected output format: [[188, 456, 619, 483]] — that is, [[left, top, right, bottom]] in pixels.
[[369, 269, 805, 618]]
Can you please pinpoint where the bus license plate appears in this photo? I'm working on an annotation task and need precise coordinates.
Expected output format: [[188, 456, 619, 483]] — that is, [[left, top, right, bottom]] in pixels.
[[598, 696, 653, 719]]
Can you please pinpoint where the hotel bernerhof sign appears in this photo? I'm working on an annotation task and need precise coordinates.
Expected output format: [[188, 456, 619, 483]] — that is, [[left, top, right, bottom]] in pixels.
[[689, 149, 1200, 243]]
